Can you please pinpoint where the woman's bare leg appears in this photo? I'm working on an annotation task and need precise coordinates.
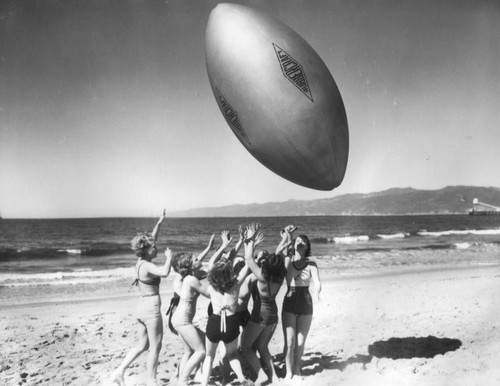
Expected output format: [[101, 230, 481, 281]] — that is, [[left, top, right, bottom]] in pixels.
[[240, 321, 264, 380], [201, 338, 218, 386], [225, 338, 249, 384], [293, 314, 312, 376], [255, 324, 278, 384], [144, 316, 163, 386], [176, 335, 193, 384], [175, 324, 206, 384], [111, 319, 149, 385], [281, 312, 297, 380]]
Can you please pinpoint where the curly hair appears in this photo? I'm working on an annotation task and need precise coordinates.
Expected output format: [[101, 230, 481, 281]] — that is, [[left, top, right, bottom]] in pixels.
[[261, 253, 287, 283], [172, 252, 194, 278], [207, 261, 236, 294], [131, 233, 154, 257]]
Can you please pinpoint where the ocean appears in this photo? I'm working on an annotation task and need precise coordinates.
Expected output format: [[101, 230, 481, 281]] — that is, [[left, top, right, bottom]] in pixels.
[[1, 215, 500, 306]]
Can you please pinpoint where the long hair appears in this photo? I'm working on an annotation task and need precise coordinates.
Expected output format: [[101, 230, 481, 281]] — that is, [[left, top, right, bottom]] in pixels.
[[172, 252, 194, 278], [207, 261, 236, 294], [131, 233, 154, 257], [261, 253, 287, 283]]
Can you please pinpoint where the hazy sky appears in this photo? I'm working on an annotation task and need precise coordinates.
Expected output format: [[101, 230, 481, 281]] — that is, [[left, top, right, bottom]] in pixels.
[[1, 0, 499, 218]]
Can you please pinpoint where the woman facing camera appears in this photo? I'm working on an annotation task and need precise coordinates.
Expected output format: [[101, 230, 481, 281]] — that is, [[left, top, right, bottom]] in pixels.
[[111, 210, 173, 386], [279, 225, 322, 380]]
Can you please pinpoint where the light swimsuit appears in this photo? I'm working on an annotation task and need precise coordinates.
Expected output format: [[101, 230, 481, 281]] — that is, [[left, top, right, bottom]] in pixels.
[[133, 260, 162, 322], [171, 289, 200, 328]]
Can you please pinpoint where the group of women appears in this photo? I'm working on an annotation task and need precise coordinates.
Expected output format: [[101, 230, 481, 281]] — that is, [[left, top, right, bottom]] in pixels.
[[110, 211, 321, 386]]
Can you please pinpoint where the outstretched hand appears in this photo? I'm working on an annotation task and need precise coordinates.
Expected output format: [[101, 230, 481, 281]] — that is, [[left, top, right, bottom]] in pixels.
[[164, 247, 172, 259], [244, 223, 262, 243], [221, 230, 233, 247], [254, 229, 264, 247]]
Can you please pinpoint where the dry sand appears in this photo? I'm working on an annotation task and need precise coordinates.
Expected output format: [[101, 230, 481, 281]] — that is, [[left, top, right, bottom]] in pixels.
[[2, 265, 500, 386]]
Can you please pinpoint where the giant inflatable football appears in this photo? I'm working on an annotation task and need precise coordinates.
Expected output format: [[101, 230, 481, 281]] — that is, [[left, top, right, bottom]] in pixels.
[[205, 3, 349, 190]]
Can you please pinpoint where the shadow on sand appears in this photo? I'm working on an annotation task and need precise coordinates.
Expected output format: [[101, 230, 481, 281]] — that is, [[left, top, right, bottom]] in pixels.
[[273, 351, 372, 377], [368, 336, 462, 359], [271, 336, 462, 377]]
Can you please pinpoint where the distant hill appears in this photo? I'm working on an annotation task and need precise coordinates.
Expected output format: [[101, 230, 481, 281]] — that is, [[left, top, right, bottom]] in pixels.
[[168, 186, 500, 217]]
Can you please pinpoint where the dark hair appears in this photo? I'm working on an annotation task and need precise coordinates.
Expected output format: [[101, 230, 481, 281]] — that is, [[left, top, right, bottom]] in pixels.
[[172, 252, 194, 278], [207, 261, 236, 294], [294, 234, 311, 258], [232, 256, 245, 275], [256, 250, 269, 267], [261, 253, 287, 283]]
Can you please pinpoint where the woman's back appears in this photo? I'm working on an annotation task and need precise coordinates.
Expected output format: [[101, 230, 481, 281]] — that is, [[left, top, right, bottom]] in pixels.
[[209, 284, 239, 315]]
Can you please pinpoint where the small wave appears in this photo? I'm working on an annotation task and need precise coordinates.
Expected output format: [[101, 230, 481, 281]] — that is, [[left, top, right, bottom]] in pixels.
[[333, 235, 370, 244], [418, 228, 500, 237], [376, 232, 408, 240], [0, 244, 130, 261], [454, 242, 471, 250], [58, 249, 83, 255], [0, 267, 134, 287]]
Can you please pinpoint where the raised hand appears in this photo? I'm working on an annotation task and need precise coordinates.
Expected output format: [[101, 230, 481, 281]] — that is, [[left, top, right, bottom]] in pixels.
[[221, 230, 233, 247], [254, 229, 265, 247], [245, 223, 262, 242], [164, 247, 172, 259]]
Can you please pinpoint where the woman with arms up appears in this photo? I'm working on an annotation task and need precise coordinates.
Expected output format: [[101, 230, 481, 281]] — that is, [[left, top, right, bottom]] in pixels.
[[200, 225, 259, 386], [240, 226, 286, 385], [111, 210, 173, 386], [279, 225, 322, 380], [169, 233, 217, 386]]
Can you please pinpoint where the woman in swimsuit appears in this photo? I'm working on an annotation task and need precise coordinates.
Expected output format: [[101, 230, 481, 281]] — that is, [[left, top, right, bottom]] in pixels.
[[279, 225, 322, 380], [170, 251, 210, 386], [240, 234, 286, 385], [166, 234, 215, 338], [111, 210, 172, 386], [200, 225, 259, 386], [170, 231, 231, 385]]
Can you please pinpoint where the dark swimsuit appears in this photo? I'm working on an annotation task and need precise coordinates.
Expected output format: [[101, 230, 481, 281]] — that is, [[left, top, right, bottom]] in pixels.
[[208, 302, 250, 328], [206, 311, 241, 343], [282, 261, 313, 315], [250, 281, 279, 325]]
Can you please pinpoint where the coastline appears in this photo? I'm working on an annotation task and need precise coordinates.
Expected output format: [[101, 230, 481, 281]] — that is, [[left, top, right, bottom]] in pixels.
[[2, 264, 500, 385]]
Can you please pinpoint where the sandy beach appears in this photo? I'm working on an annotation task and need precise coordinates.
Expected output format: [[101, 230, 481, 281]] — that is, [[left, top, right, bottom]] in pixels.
[[2, 265, 500, 386]]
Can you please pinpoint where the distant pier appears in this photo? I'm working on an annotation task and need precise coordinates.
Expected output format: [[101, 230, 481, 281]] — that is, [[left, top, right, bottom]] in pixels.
[[469, 198, 500, 216]]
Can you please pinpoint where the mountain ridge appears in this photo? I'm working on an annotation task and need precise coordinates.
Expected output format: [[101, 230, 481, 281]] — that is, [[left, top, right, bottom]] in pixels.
[[167, 186, 500, 217]]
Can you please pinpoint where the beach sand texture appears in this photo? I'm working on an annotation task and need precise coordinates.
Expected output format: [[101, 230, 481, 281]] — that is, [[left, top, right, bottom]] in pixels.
[[2, 266, 500, 386]]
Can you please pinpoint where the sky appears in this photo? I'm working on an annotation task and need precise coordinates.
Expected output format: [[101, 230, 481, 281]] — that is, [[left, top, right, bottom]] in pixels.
[[0, 0, 499, 218]]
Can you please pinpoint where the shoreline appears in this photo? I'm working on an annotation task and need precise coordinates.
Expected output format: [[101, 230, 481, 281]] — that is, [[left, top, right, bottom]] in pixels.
[[3, 262, 498, 310]]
